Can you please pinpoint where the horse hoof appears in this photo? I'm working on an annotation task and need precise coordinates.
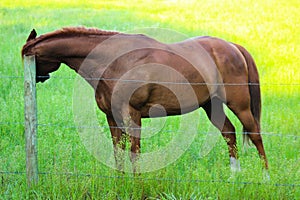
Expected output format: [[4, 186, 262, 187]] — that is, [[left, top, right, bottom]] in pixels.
[[263, 170, 271, 181], [230, 157, 241, 172]]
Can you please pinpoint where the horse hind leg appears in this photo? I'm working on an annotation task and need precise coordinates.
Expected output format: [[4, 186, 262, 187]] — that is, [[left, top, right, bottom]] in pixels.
[[227, 101, 268, 170], [202, 98, 241, 172]]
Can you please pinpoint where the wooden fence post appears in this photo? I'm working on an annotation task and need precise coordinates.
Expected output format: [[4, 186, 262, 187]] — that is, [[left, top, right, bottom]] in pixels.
[[24, 55, 38, 187]]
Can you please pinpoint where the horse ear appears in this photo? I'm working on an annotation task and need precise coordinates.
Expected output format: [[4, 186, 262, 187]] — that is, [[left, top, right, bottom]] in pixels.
[[26, 29, 37, 42]]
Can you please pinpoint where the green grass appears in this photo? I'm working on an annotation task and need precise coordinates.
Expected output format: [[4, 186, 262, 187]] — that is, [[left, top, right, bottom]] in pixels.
[[1, 0, 300, 199]]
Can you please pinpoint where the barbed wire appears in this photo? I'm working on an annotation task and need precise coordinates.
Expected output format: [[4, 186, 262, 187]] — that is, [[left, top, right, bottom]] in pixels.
[[0, 170, 299, 187], [1, 121, 299, 138], [1, 75, 300, 86], [0, 75, 24, 79]]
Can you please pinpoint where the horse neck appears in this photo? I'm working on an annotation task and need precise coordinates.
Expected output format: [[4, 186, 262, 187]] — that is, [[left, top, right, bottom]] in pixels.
[[41, 33, 161, 89], [42, 35, 114, 89]]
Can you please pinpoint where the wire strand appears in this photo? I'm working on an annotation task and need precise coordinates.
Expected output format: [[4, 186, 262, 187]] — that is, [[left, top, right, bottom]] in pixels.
[[1, 75, 300, 86], [1, 121, 299, 138]]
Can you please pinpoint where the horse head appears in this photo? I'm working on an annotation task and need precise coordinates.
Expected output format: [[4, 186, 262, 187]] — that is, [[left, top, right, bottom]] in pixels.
[[22, 29, 61, 83]]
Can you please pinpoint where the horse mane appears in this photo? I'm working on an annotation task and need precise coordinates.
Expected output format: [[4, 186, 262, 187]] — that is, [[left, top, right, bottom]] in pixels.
[[50, 27, 120, 37], [22, 27, 120, 56]]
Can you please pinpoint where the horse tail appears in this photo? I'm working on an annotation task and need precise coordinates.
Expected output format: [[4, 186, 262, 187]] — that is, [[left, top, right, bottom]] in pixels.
[[234, 43, 261, 145]]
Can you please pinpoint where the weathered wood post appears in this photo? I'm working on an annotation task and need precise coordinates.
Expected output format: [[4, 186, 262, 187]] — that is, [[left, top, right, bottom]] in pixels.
[[24, 55, 38, 186]]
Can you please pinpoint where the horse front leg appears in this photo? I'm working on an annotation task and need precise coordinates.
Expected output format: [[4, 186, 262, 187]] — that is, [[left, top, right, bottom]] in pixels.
[[129, 132, 141, 174], [123, 108, 142, 174], [107, 116, 126, 172]]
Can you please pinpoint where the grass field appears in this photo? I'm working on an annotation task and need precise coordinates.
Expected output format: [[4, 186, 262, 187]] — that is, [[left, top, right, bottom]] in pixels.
[[1, 0, 300, 199]]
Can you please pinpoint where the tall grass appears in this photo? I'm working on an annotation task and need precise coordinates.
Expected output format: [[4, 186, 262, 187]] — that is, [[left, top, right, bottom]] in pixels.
[[0, 0, 299, 199]]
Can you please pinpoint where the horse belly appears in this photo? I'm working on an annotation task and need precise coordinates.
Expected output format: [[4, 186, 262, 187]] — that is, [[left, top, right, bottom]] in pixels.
[[137, 84, 209, 117]]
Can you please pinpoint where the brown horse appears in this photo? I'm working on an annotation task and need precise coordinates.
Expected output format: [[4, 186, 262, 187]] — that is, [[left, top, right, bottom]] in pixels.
[[22, 27, 268, 173]]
